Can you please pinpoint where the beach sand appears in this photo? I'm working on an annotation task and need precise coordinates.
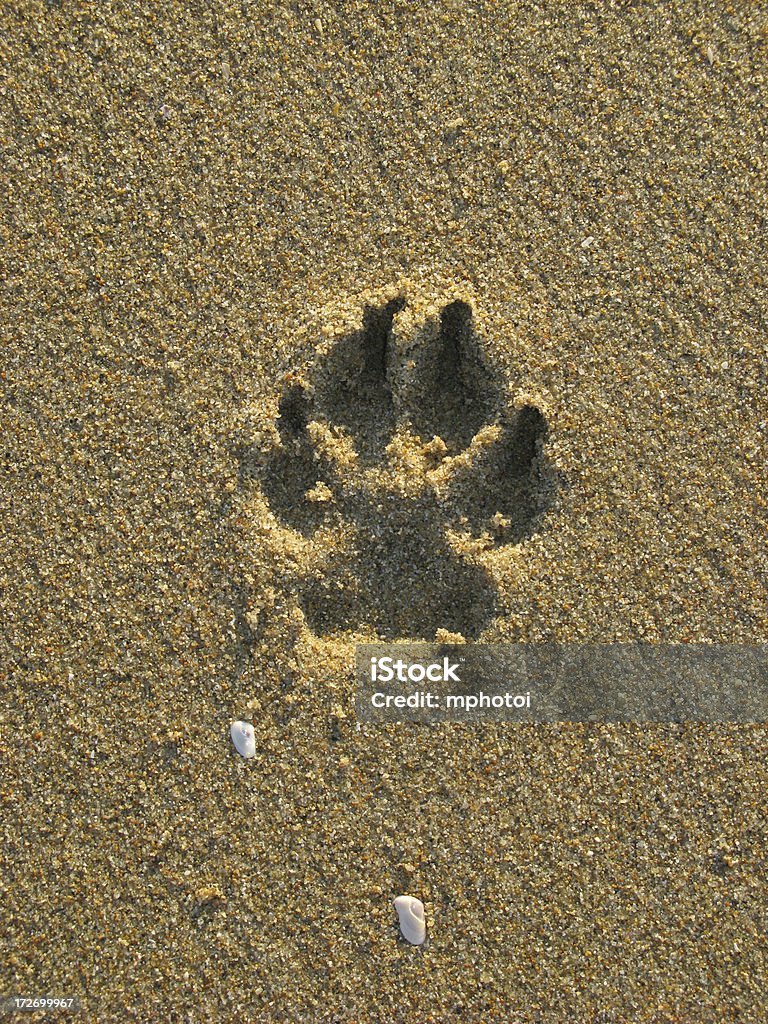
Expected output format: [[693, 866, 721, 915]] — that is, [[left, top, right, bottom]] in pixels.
[[1, 2, 767, 1021]]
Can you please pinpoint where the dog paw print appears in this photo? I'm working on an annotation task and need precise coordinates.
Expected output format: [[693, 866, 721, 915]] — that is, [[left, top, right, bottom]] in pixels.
[[255, 298, 556, 640]]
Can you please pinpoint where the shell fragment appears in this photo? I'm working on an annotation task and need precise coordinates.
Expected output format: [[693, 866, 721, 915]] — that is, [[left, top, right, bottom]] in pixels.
[[230, 720, 256, 758], [394, 895, 426, 945]]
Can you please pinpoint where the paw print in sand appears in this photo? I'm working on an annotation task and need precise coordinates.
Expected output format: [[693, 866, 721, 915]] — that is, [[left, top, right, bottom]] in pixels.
[[257, 297, 556, 641]]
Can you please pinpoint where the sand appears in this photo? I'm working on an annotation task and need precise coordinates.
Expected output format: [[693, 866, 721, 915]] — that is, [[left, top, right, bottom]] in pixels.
[[1, 1, 767, 1021]]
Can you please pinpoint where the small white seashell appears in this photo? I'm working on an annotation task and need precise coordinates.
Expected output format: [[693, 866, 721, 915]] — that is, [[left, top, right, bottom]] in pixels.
[[393, 895, 426, 945], [230, 720, 256, 758]]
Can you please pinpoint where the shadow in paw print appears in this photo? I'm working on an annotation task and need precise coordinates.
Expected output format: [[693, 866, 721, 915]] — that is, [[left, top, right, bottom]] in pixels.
[[315, 296, 405, 462], [407, 300, 501, 454], [259, 384, 328, 535], [299, 491, 497, 640], [448, 403, 556, 544]]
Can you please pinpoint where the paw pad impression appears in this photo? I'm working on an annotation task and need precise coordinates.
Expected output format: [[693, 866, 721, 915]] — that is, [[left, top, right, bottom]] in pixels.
[[257, 297, 555, 641]]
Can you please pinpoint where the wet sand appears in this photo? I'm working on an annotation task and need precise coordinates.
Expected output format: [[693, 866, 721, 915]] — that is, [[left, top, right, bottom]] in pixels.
[[1, 2, 767, 1022]]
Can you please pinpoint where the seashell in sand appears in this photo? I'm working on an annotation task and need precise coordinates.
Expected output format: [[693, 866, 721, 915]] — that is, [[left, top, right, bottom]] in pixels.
[[394, 895, 426, 945], [230, 720, 256, 758]]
